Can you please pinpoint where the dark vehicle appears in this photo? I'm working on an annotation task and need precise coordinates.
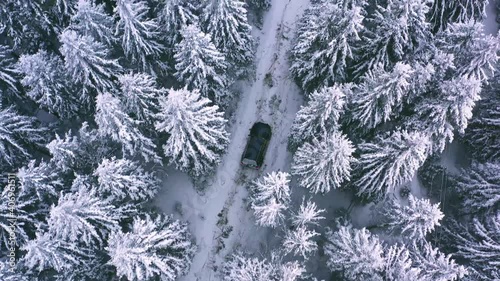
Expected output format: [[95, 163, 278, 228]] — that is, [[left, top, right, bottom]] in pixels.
[[241, 122, 272, 169]]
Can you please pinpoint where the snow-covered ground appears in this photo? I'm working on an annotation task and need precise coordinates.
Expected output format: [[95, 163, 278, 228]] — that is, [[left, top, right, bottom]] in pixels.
[[484, 0, 499, 35], [154, 0, 311, 279]]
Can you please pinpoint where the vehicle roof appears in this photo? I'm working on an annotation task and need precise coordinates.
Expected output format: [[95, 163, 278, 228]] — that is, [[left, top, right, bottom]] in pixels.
[[242, 122, 272, 164], [250, 122, 271, 140]]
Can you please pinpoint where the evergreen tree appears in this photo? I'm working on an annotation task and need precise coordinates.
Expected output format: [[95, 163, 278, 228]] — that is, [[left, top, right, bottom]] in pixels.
[[223, 253, 276, 281], [280, 261, 306, 281], [249, 171, 291, 228], [174, 25, 229, 103], [46, 130, 80, 172], [289, 85, 347, 148], [350, 63, 413, 129], [17, 160, 62, 201], [384, 244, 423, 281], [17, 50, 78, 118], [0, 107, 45, 168], [114, 0, 164, 72], [59, 29, 122, 94], [70, 0, 116, 45], [117, 72, 162, 122], [94, 157, 158, 201], [203, 0, 253, 66], [355, 130, 430, 198], [0, 45, 18, 92], [283, 226, 319, 259], [106, 214, 195, 281], [95, 92, 160, 162], [383, 195, 444, 240], [291, 198, 325, 227], [154, 88, 229, 176], [292, 132, 355, 194], [325, 223, 385, 281], [157, 0, 198, 48], [291, 1, 364, 92], [455, 161, 500, 212], [411, 241, 468, 281], [429, 0, 489, 32]]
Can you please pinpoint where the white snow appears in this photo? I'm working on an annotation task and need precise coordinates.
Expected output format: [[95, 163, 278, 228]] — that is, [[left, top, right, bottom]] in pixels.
[[154, 0, 310, 279], [483, 0, 499, 36]]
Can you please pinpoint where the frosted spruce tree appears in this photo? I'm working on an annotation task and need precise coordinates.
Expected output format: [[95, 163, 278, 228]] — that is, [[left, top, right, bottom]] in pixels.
[[384, 244, 423, 281], [383, 195, 444, 240], [280, 261, 306, 281], [154, 88, 229, 176], [117, 72, 162, 122], [325, 223, 385, 281], [174, 25, 228, 103], [223, 253, 276, 281], [158, 0, 198, 47], [291, 198, 325, 227], [59, 29, 122, 94], [283, 226, 319, 259], [0, 187, 36, 250], [289, 85, 347, 148], [0, 107, 45, 168], [17, 50, 78, 118], [411, 241, 468, 281], [350, 63, 413, 129], [250, 171, 291, 228], [95, 92, 160, 162], [46, 130, 80, 172], [455, 161, 500, 212], [202, 0, 253, 66], [70, 0, 116, 46], [0, 45, 18, 92], [429, 0, 488, 32], [106, 214, 195, 281], [114, 0, 164, 73], [355, 130, 430, 198], [292, 131, 355, 194], [17, 160, 62, 201], [94, 157, 158, 201], [291, 0, 364, 92]]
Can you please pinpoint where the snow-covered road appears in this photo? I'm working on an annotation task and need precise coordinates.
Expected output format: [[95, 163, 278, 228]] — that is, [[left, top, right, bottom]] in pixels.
[[154, 0, 310, 280]]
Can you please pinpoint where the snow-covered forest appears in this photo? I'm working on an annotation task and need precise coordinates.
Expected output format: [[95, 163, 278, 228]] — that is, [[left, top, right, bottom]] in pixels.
[[0, 0, 499, 280]]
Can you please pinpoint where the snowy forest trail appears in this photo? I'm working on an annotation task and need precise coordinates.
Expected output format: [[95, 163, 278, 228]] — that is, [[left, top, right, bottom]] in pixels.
[[154, 0, 309, 280]]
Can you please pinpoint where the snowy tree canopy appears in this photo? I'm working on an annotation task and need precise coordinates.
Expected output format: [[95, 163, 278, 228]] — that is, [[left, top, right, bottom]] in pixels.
[[46, 130, 80, 172], [283, 226, 319, 259], [291, 197, 325, 227], [291, 0, 364, 92], [289, 85, 348, 148], [279, 261, 306, 281], [17, 50, 78, 118], [157, 0, 198, 47], [114, 0, 164, 72], [384, 194, 444, 240], [292, 131, 355, 193], [154, 88, 229, 176], [350, 63, 413, 129], [17, 160, 62, 201], [94, 157, 158, 201], [117, 72, 162, 121], [384, 244, 423, 281], [202, 0, 253, 66], [250, 171, 291, 228], [411, 241, 468, 281], [0, 45, 18, 92], [0, 107, 45, 168], [429, 0, 488, 32], [455, 161, 500, 212], [59, 29, 121, 93], [106, 214, 195, 281], [325, 223, 385, 281], [355, 130, 430, 198], [174, 24, 228, 103], [223, 253, 276, 281], [95, 92, 160, 162], [70, 0, 116, 45]]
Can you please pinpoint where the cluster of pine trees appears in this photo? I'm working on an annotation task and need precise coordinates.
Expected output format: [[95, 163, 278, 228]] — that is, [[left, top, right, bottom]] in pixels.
[[0, 0, 268, 280]]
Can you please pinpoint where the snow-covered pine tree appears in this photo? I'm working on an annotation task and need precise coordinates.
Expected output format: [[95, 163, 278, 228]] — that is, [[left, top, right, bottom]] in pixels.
[[47, 180, 123, 247], [94, 157, 158, 201], [354, 0, 432, 76], [291, 197, 325, 227], [250, 171, 291, 228], [95, 92, 160, 162], [154, 88, 229, 176], [0, 107, 45, 168], [325, 223, 385, 281], [283, 226, 319, 259], [448, 212, 499, 280], [117, 72, 161, 122], [157, 0, 198, 48], [384, 244, 423, 281], [455, 161, 500, 212], [290, 1, 364, 92], [223, 253, 276, 281], [429, 0, 488, 32], [292, 131, 355, 194], [174, 25, 229, 103], [0, 45, 18, 92], [411, 241, 468, 281], [280, 261, 306, 281], [70, 0, 116, 46], [17, 160, 62, 201], [383, 194, 444, 240], [355, 130, 430, 199], [17, 50, 78, 118], [46, 130, 80, 172], [289, 85, 348, 148], [202, 0, 253, 66], [59, 29, 122, 94], [106, 214, 195, 281], [114, 0, 164, 73], [350, 63, 413, 129]]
